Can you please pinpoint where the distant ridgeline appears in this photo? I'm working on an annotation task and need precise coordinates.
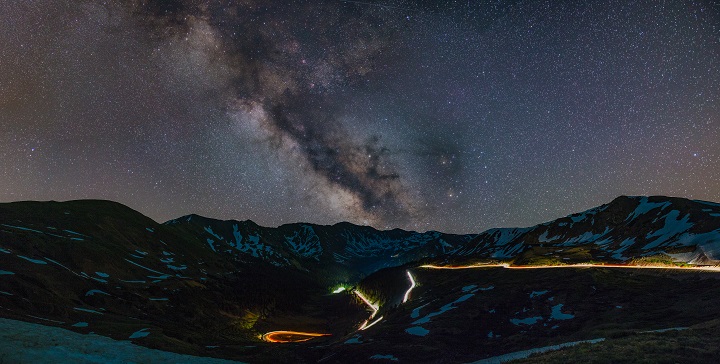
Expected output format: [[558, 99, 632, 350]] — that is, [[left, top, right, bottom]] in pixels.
[[1, 195, 720, 362]]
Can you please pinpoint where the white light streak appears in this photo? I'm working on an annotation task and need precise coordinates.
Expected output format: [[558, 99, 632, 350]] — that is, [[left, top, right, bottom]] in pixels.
[[402, 270, 416, 303]]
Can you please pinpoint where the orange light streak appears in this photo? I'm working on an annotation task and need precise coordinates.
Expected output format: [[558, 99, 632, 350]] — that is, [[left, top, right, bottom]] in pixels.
[[419, 263, 506, 269], [261, 331, 331, 343], [420, 263, 720, 271]]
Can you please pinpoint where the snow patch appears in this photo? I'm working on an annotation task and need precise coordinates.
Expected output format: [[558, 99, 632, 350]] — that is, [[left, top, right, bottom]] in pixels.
[[85, 290, 109, 297], [17, 255, 47, 265], [283, 225, 322, 260], [124, 259, 164, 275], [410, 303, 430, 319], [510, 316, 543, 326], [1, 224, 44, 234], [643, 210, 693, 250], [413, 294, 474, 325], [626, 197, 672, 221], [550, 304, 574, 320], [0, 318, 247, 363], [370, 354, 399, 361], [538, 230, 561, 243], [129, 329, 150, 339], [405, 326, 429, 336], [204, 227, 223, 241], [73, 307, 103, 315], [205, 239, 217, 252]]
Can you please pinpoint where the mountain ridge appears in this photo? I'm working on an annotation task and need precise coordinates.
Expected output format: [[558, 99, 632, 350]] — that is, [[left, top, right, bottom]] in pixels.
[[2, 195, 720, 362]]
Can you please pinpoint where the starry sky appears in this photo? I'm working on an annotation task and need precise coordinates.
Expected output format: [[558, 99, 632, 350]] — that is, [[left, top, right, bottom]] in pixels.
[[1, 0, 718, 233]]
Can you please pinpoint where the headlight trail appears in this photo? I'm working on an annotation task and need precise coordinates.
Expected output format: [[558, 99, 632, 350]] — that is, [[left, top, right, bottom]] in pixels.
[[354, 289, 381, 331], [419, 263, 507, 269], [261, 331, 331, 343], [420, 263, 720, 271], [359, 315, 384, 330], [402, 270, 416, 303], [354, 290, 379, 317]]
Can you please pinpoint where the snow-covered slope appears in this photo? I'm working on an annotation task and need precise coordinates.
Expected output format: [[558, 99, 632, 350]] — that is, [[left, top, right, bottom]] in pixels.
[[444, 196, 720, 265], [0, 318, 244, 364], [165, 215, 475, 277]]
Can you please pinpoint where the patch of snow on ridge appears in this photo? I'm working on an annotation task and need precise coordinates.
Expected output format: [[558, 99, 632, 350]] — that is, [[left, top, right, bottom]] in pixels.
[[538, 230, 561, 243], [206, 239, 217, 252], [694, 200, 720, 208], [643, 210, 693, 250], [341, 231, 427, 258], [284, 225, 322, 260], [626, 197, 672, 221], [489, 228, 531, 246], [611, 238, 636, 260], [574, 227, 611, 245], [232, 224, 243, 248], [204, 227, 223, 241], [566, 204, 609, 227]]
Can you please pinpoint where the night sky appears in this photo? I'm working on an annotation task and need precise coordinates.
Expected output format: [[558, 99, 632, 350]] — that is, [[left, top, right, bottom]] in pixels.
[[1, 1, 718, 233]]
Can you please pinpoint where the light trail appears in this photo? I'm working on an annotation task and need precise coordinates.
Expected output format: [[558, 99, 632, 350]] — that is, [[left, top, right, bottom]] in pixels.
[[359, 315, 384, 330], [261, 331, 331, 343], [354, 290, 380, 316], [420, 263, 720, 272], [402, 270, 416, 303], [419, 263, 505, 270], [354, 289, 381, 331]]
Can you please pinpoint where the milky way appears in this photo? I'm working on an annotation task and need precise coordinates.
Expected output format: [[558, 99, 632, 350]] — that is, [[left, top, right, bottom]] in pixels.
[[1, 1, 718, 233]]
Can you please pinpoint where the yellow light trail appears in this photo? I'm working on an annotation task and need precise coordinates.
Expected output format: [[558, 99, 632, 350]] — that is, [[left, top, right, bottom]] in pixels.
[[402, 270, 416, 303], [359, 315, 384, 330], [420, 263, 720, 272], [261, 331, 331, 343], [419, 263, 505, 269]]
